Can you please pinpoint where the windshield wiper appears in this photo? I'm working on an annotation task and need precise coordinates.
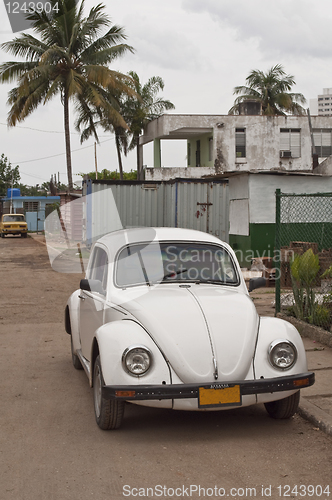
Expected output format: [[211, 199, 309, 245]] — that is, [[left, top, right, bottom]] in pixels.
[[162, 268, 188, 280]]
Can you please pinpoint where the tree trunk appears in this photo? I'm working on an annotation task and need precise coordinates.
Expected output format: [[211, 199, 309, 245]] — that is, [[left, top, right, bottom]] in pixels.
[[136, 135, 142, 180], [63, 93, 73, 191], [115, 132, 124, 180]]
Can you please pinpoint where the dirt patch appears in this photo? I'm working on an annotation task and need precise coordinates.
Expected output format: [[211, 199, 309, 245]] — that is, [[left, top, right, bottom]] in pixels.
[[0, 235, 84, 325]]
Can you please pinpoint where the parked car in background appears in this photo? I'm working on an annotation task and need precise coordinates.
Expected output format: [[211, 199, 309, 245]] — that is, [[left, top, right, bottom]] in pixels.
[[0, 214, 28, 237], [65, 227, 314, 430]]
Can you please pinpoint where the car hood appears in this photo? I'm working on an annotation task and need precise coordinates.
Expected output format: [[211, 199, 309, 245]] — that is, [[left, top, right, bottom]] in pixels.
[[115, 284, 259, 383]]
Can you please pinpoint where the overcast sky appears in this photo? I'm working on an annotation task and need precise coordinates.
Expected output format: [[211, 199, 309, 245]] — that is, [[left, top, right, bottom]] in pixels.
[[0, 0, 331, 187]]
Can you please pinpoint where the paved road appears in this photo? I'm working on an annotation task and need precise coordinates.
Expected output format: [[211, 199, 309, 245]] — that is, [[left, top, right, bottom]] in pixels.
[[0, 236, 331, 500]]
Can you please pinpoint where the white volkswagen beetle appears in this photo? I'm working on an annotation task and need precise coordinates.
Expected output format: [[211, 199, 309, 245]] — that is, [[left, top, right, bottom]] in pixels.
[[65, 227, 314, 430]]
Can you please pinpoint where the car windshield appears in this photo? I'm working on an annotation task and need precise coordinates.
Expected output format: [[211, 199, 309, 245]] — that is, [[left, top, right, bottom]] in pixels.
[[116, 242, 239, 287], [3, 215, 25, 222]]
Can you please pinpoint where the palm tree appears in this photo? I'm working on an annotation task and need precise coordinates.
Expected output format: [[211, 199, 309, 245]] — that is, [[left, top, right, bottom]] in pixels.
[[75, 85, 134, 180], [77, 72, 175, 180], [124, 72, 175, 179], [0, 0, 134, 190], [229, 64, 306, 116]]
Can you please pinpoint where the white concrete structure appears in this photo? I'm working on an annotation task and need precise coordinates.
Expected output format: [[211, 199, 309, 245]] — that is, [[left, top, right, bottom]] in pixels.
[[141, 114, 332, 180]]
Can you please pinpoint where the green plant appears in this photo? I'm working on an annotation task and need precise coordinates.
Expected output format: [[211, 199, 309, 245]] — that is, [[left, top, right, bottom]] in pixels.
[[290, 249, 320, 322], [321, 264, 332, 279], [310, 303, 331, 329], [80, 169, 137, 181]]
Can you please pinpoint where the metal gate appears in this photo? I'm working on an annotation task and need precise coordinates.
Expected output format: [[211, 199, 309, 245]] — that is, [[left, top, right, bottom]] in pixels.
[[25, 210, 45, 232]]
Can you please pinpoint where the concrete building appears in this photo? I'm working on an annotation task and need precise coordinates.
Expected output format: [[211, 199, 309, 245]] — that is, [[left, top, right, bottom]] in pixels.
[[310, 88, 332, 117], [227, 171, 332, 267], [1, 191, 60, 231], [141, 114, 332, 181], [139, 113, 332, 264]]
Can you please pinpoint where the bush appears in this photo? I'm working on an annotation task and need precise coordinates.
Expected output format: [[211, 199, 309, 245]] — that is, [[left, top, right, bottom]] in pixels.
[[310, 303, 331, 329]]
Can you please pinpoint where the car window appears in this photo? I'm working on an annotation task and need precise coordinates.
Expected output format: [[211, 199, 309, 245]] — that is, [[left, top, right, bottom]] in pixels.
[[115, 242, 239, 287], [88, 247, 108, 291], [3, 215, 25, 222]]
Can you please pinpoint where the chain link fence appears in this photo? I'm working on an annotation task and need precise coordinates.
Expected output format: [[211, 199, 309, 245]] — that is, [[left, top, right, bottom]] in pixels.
[[275, 190, 332, 315]]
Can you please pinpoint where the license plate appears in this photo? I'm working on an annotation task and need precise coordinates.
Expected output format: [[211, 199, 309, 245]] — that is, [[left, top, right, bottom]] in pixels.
[[198, 384, 241, 408]]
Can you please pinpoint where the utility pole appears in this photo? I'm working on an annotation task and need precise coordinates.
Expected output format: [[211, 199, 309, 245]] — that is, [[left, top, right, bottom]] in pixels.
[[10, 172, 13, 213], [95, 142, 98, 180]]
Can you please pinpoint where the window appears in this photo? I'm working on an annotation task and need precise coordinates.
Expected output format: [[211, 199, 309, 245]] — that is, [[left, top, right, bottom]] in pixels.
[[313, 129, 332, 157], [3, 215, 25, 222], [235, 128, 246, 158], [23, 201, 39, 211], [116, 242, 239, 287], [280, 129, 301, 158], [89, 246, 108, 291], [187, 142, 191, 165]]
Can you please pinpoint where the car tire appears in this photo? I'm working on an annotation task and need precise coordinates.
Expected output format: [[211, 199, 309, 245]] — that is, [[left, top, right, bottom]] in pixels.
[[264, 391, 300, 419], [93, 355, 125, 430], [21, 233, 27, 238], [71, 335, 83, 370]]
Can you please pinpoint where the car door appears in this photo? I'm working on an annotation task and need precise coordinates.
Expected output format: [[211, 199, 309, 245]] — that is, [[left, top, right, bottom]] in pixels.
[[79, 245, 109, 361]]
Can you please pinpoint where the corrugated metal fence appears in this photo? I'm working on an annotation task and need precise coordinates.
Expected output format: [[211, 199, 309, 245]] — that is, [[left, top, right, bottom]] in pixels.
[[83, 179, 229, 245]]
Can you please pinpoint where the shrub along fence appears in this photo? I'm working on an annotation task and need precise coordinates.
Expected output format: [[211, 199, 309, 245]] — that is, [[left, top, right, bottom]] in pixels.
[[275, 190, 332, 329]]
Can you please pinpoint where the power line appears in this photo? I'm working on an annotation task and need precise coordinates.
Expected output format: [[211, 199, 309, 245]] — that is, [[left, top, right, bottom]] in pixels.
[[0, 121, 111, 137], [0, 122, 76, 134], [12, 137, 114, 164]]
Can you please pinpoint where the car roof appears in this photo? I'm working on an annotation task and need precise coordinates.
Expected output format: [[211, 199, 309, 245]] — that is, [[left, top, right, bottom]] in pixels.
[[97, 227, 230, 255]]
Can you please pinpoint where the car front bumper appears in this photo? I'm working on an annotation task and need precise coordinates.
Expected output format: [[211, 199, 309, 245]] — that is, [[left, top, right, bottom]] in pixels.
[[102, 372, 314, 407]]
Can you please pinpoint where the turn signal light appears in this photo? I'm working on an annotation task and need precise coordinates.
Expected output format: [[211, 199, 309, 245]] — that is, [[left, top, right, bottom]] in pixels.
[[115, 390, 136, 397], [293, 378, 309, 387]]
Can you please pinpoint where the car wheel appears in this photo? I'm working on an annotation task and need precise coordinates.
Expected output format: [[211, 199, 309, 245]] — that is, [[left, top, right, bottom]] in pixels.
[[93, 355, 125, 430], [21, 233, 27, 238], [264, 391, 300, 419], [71, 335, 83, 370]]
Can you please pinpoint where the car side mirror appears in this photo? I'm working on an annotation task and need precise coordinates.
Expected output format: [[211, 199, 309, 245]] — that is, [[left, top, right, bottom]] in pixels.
[[248, 277, 266, 292], [80, 278, 105, 295]]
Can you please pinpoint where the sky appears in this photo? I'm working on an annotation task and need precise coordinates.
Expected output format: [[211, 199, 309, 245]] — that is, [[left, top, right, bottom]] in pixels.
[[0, 0, 332, 188]]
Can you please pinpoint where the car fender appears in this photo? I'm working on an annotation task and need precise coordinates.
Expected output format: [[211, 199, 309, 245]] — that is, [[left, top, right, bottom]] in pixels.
[[254, 316, 308, 403], [254, 316, 308, 377], [94, 319, 172, 387], [65, 290, 81, 354]]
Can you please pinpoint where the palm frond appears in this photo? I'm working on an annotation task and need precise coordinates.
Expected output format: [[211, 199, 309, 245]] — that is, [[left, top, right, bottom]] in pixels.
[[0, 61, 38, 83], [230, 65, 306, 116], [1, 34, 49, 60]]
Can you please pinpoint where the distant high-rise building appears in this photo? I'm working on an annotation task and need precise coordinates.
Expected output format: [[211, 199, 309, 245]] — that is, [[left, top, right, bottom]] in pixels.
[[316, 88, 332, 116]]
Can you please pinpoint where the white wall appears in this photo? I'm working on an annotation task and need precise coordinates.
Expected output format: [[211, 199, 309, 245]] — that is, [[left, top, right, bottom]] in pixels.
[[249, 174, 332, 224]]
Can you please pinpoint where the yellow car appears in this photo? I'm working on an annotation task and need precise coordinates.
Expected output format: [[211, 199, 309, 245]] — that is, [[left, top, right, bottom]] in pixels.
[[0, 214, 28, 238]]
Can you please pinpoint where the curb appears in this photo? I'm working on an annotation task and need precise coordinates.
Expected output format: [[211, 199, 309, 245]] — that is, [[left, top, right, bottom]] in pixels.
[[29, 233, 47, 246], [298, 398, 332, 436]]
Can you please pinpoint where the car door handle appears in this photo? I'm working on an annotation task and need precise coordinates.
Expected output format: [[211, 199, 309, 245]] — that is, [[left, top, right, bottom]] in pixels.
[[78, 295, 85, 300]]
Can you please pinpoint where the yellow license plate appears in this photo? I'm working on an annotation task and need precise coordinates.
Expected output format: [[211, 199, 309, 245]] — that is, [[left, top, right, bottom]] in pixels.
[[198, 385, 241, 408]]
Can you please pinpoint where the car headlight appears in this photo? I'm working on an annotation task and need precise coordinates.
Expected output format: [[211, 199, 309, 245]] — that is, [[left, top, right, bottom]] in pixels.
[[122, 346, 152, 376], [268, 340, 297, 370]]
